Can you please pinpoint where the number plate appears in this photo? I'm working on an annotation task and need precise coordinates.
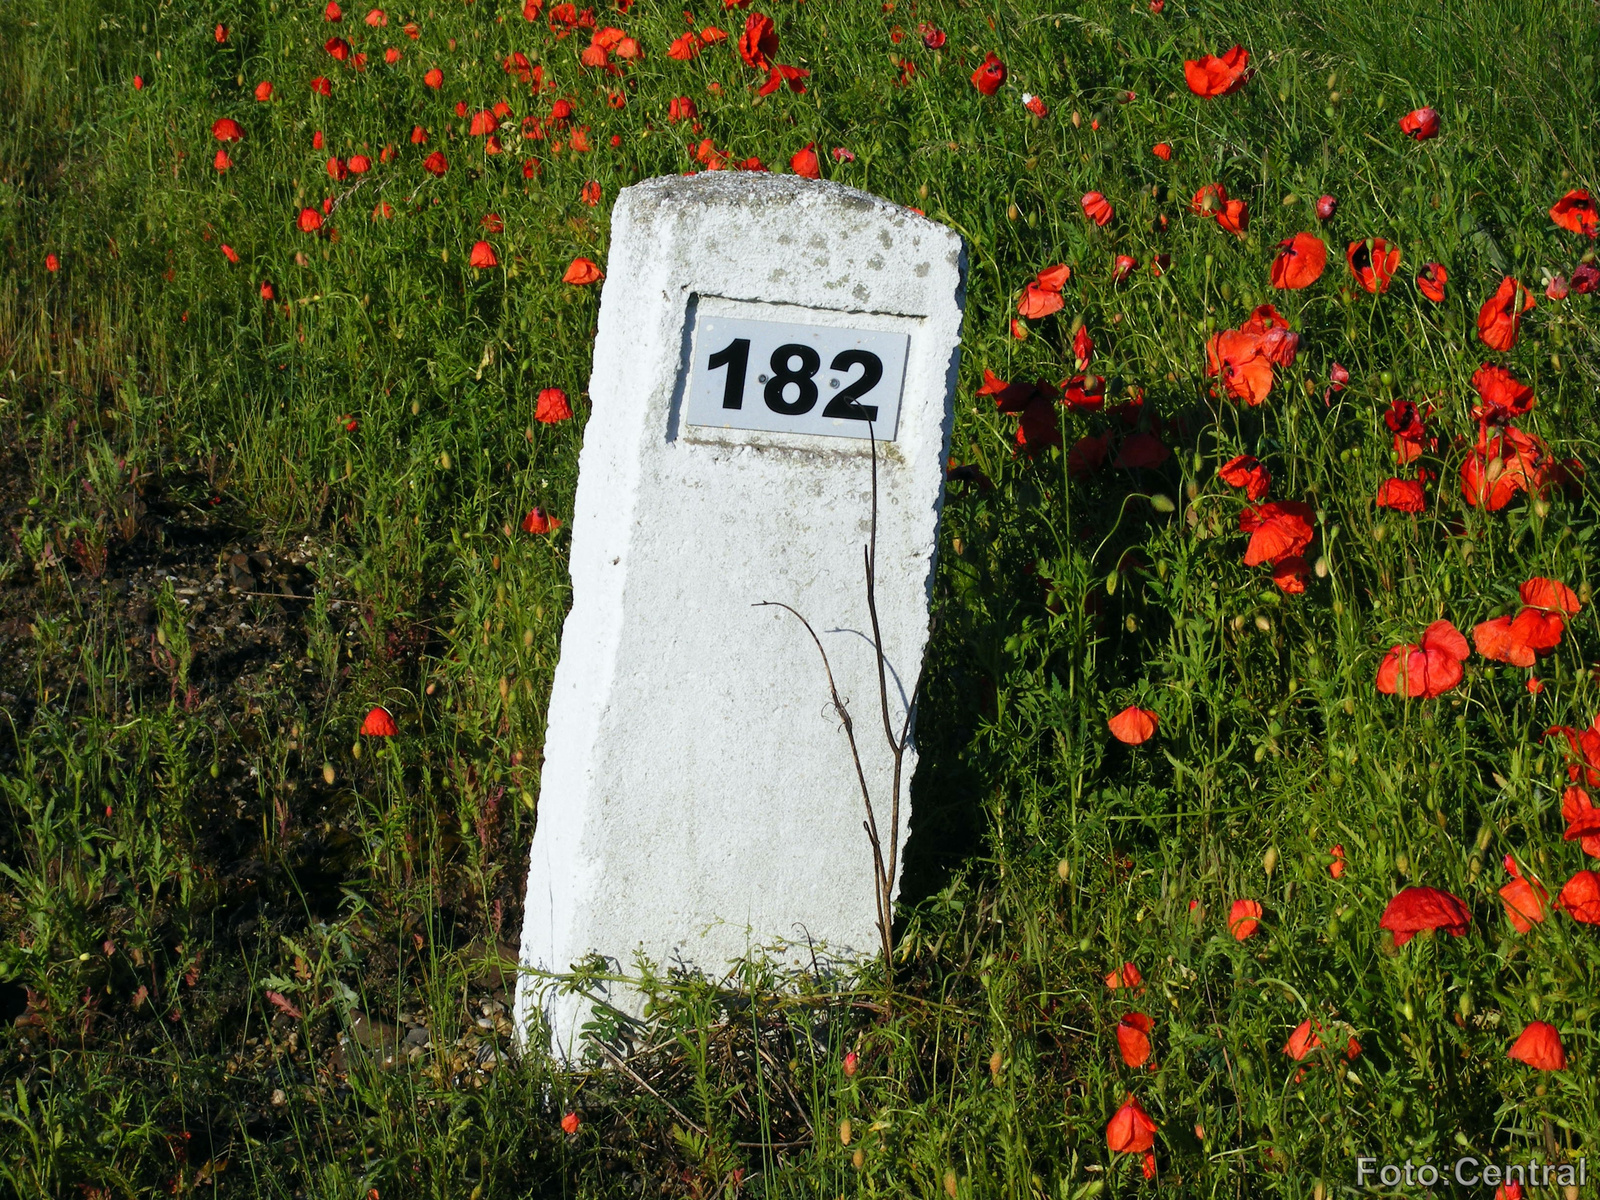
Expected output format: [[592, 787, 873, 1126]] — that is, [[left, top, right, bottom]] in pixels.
[[684, 314, 910, 441]]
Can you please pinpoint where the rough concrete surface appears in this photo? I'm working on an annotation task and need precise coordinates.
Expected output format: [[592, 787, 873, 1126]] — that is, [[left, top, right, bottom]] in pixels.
[[516, 174, 966, 1058]]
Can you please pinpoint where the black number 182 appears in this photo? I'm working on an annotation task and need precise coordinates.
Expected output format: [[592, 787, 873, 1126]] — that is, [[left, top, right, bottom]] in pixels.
[[707, 338, 883, 422]]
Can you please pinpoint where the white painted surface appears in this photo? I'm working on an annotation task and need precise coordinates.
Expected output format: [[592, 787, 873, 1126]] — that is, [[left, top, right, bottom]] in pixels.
[[515, 173, 965, 1059]]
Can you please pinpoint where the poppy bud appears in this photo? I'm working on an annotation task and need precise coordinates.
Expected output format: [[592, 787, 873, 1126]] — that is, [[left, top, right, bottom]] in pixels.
[[839, 1119, 852, 1145], [560, 1111, 580, 1134], [1263, 846, 1279, 876], [842, 1051, 857, 1077], [1316, 194, 1337, 220]]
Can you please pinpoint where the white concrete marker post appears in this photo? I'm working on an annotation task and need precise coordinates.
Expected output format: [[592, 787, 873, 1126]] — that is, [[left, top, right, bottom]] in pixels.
[[515, 173, 965, 1059]]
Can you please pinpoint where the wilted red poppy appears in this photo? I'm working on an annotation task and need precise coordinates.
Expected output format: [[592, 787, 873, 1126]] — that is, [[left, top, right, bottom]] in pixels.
[[1550, 189, 1597, 238], [1573, 262, 1600, 293], [536, 387, 572, 423], [422, 151, 448, 175], [360, 706, 398, 736], [1378, 885, 1470, 946], [297, 207, 324, 233], [1107, 706, 1158, 746], [790, 143, 820, 180], [521, 507, 563, 534], [1116, 1013, 1154, 1068], [1283, 1019, 1322, 1061], [1218, 454, 1271, 500], [1081, 192, 1114, 226], [212, 117, 244, 142], [1067, 432, 1111, 478], [1384, 398, 1433, 463], [1375, 478, 1426, 513], [1477, 276, 1535, 352], [563, 256, 602, 285], [1105, 1094, 1157, 1154], [1113, 432, 1171, 470], [1376, 620, 1469, 699], [971, 52, 1006, 96], [371, 201, 393, 220], [1183, 45, 1249, 98], [1347, 239, 1400, 293], [1152, 142, 1172, 161], [1105, 961, 1142, 990], [1227, 899, 1262, 940], [919, 22, 945, 49], [1017, 263, 1070, 319], [1507, 1021, 1566, 1071], [1329, 845, 1346, 879], [424, 66, 443, 88], [1238, 501, 1314, 567], [469, 240, 497, 269], [1557, 869, 1600, 923], [1269, 233, 1326, 290], [1415, 262, 1447, 303], [1072, 326, 1094, 370], [1398, 107, 1440, 141], [1497, 856, 1548, 933]]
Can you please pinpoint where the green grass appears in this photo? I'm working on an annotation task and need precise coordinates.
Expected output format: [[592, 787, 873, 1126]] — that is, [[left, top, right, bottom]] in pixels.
[[2, 0, 1599, 1195]]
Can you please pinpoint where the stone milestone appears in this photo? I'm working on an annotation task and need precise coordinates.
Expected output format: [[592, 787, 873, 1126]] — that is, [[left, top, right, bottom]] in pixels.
[[515, 173, 966, 1057]]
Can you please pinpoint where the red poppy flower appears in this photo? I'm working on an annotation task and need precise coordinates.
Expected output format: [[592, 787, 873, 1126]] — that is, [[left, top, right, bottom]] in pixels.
[[1081, 192, 1114, 226], [1384, 398, 1433, 463], [1112, 254, 1136, 282], [360, 706, 398, 736], [1105, 1094, 1157, 1154], [254, 80, 274, 101], [1227, 898, 1262, 940], [1316, 194, 1336, 220], [667, 31, 701, 59], [220, 244, 239, 264], [468, 110, 497, 136], [260, 282, 274, 300], [1558, 869, 1600, 923], [563, 257, 603, 285], [1416, 262, 1447, 303], [1378, 886, 1469, 946], [1116, 1013, 1154, 1068], [454, 100, 468, 118], [668, 96, 697, 123], [521, 507, 563, 534], [310, 76, 332, 96], [1477, 276, 1535, 352], [424, 67, 443, 88], [919, 22, 945, 49], [1269, 233, 1326, 290], [1218, 454, 1271, 501], [1283, 1019, 1322, 1062], [1347, 239, 1400, 293], [1562, 786, 1600, 856], [1550, 189, 1598, 238], [1238, 501, 1314, 567], [1016, 263, 1070, 319], [214, 149, 233, 171], [1507, 1021, 1566, 1071], [469, 241, 498, 269], [560, 1111, 580, 1134], [212, 117, 244, 142], [325, 36, 351, 61], [1204, 330, 1273, 406], [1073, 326, 1094, 369], [1375, 478, 1426, 513], [1152, 142, 1172, 161], [422, 151, 448, 175], [1573, 262, 1600, 293], [1329, 844, 1346, 879], [325, 1, 342, 19], [1470, 364, 1536, 424], [1106, 706, 1158, 746], [366, 7, 387, 25], [536, 388, 572, 423], [1060, 374, 1106, 412], [371, 201, 393, 220], [1398, 107, 1440, 141], [1067, 432, 1111, 478], [215, 23, 228, 43], [1375, 620, 1469, 699], [1183, 45, 1249, 98], [1547, 275, 1570, 300], [1497, 856, 1548, 933], [1474, 605, 1565, 668], [1460, 426, 1549, 510], [404, 20, 421, 36], [1105, 961, 1142, 990], [789, 143, 821, 180], [326, 156, 348, 181], [1215, 197, 1249, 236], [297, 207, 324, 233], [410, 125, 428, 145], [1113, 432, 1170, 470], [970, 52, 1006, 96], [1266, 555, 1306, 595]]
